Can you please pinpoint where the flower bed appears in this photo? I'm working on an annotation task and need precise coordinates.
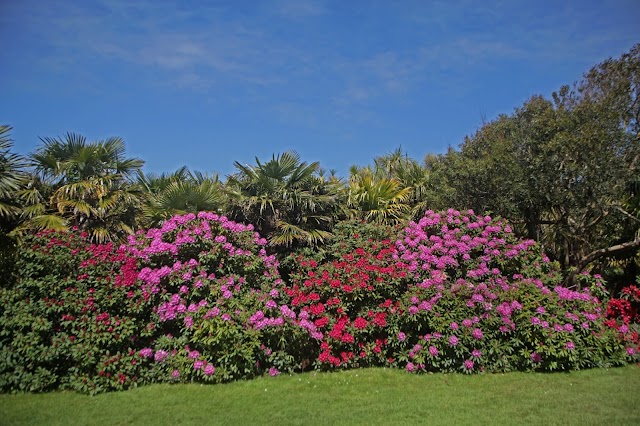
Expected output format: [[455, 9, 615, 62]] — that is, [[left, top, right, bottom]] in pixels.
[[287, 210, 632, 373], [0, 210, 635, 394]]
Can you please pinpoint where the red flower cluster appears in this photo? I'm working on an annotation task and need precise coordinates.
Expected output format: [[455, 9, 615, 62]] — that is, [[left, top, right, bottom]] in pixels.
[[288, 238, 406, 368], [606, 285, 640, 352], [607, 299, 637, 324], [607, 285, 640, 324]]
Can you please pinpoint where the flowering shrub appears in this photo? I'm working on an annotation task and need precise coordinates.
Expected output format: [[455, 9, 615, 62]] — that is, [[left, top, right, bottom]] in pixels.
[[0, 230, 158, 393], [122, 212, 303, 383], [394, 210, 629, 373], [284, 220, 407, 369], [605, 283, 640, 356], [0, 211, 634, 394], [607, 284, 640, 324]]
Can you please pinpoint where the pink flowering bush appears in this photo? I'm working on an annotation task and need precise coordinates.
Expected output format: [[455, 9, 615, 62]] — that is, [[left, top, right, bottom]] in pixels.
[[123, 212, 304, 383], [393, 210, 628, 373]]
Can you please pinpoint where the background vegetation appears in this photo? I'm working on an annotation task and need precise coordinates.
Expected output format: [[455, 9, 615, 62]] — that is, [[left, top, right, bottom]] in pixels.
[[2, 45, 638, 292]]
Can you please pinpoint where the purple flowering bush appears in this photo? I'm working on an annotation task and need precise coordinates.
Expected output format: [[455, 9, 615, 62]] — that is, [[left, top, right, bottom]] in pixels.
[[393, 210, 628, 373], [124, 212, 305, 383]]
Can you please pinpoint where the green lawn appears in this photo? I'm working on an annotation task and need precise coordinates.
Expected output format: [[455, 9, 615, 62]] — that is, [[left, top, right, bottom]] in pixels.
[[1, 365, 639, 425]]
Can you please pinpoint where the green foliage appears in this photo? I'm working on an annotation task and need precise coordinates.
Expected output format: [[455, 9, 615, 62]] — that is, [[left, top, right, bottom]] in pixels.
[[427, 45, 640, 285], [0, 230, 158, 394], [225, 151, 343, 248]]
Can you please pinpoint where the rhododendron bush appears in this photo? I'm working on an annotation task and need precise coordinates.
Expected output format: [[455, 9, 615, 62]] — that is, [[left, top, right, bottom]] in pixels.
[[126, 212, 303, 383], [0, 210, 636, 394], [606, 284, 640, 354], [0, 230, 158, 393], [0, 213, 303, 393], [392, 210, 629, 372]]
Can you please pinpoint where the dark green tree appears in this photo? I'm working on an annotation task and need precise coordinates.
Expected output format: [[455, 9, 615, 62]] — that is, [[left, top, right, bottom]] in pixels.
[[428, 44, 640, 285]]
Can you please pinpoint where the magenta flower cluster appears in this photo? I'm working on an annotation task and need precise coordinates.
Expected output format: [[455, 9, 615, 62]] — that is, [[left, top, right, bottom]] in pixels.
[[386, 209, 620, 373], [121, 212, 299, 382]]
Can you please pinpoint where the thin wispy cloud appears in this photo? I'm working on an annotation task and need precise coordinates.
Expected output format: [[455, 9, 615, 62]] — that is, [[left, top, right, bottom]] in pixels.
[[6, 1, 603, 104], [12, 1, 532, 96], [275, 0, 326, 19], [2, 0, 638, 175], [9, 1, 280, 89]]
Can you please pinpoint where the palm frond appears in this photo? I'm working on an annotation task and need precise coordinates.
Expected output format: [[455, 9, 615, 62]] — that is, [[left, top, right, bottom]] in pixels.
[[271, 220, 333, 247], [0, 126, 29, 218], [15, 214, 68, 233]]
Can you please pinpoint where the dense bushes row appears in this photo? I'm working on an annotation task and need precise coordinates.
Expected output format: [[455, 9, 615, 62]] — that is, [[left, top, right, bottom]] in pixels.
[[1, 211, 637, 394]]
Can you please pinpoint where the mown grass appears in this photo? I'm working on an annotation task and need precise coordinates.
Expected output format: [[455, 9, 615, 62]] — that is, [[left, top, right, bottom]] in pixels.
[[1, 365, 639, 425]]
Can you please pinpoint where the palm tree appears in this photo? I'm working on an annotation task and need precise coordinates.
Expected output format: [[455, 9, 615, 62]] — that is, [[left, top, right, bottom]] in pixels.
[[0, 125, 29, 279], [31, 133, 143, 183], [0, 126, 28, 221], [372, 148, 432, 218], [137, 167, 224, 228], [16, 133, 144, 242], [225, 151, 343, 247], [347, 166, 412, 224]]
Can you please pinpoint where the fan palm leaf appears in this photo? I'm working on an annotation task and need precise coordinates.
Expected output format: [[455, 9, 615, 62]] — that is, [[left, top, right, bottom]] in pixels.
[[348, 168, 412, 224], [0, 126, 29, 220], [139, 170, 223, 227], [23, 133, 143, 241], [225, 151, 343, 248]]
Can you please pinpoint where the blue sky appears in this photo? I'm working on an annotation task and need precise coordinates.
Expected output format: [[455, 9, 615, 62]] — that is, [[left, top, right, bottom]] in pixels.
[[1, 0, 639, 178]]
